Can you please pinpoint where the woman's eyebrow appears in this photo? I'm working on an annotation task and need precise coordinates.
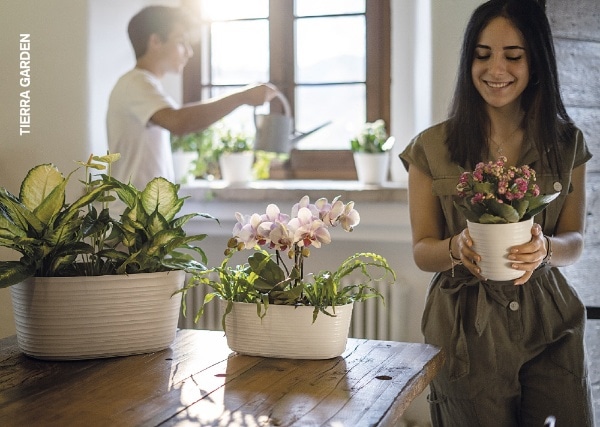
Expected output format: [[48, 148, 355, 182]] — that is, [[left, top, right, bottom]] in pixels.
[[475, 44, 526, 51], [503, 45, 526, 51]]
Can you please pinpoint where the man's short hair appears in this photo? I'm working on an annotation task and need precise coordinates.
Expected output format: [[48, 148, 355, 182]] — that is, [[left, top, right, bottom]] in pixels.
[[127, 6, 192, 59]]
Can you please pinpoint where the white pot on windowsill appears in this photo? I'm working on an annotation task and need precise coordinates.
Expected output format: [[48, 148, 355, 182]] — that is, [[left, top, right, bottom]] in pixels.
[[172, 150, 198, 184], [353, 151, 390, 185], [219, 151, 254, 183]]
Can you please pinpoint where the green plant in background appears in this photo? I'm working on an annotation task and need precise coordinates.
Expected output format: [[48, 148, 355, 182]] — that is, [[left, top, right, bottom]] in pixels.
[[350, 119, 395, 153], [253, 151, 286, 180], [213, 124, 254, 158], [171, 122, 282, 181], [171, 128, 219, 179], [0, 153, 216, 288]]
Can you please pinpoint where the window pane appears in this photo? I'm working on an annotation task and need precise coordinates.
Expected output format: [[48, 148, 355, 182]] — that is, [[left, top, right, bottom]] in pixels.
[[211, 20, 269, 84], [296, 16, 365, 84], [203, 87, 256, 135], [294, 84, 365, 150], [295, 0, 364, 16], [200, 0, 268, 21]]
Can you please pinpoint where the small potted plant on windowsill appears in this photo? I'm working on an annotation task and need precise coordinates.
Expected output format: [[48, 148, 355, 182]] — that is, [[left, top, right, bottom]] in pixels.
[[179, 195, 397, 359], [0, 153, 216, 360], [350, 119, 395, 185], [214, 124, 255, 183], [171, 127, 217, 183]]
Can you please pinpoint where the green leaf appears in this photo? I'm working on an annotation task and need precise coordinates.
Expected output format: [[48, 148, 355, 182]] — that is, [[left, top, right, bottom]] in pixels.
[[0, 261, 36, 288], [0, 188, 45, 234], [19, 164, 64, 212], [524, 192, 561, 219], [141, 177, 183, 221], [485, 199, 519, 223]]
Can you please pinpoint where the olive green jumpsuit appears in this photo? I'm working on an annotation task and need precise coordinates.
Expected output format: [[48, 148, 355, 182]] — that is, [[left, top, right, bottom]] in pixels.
[[400, 121, 595, 427]]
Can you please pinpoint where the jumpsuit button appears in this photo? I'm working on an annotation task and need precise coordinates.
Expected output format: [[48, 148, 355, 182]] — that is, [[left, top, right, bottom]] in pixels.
[[509, 301, 520, 311], [553, 181, 563, 192]]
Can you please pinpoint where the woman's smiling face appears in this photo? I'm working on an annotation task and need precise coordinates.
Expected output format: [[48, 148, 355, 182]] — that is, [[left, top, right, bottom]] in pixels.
[[471, 16, 530, 111]]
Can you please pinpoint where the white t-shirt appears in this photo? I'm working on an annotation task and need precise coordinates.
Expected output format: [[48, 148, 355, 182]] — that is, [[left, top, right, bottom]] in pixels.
[[107, 68, 176, 190]]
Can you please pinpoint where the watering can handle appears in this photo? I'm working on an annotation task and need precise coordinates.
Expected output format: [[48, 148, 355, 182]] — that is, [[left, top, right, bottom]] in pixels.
[[271, 90, 292, 117], [253, 89, 291, 133]]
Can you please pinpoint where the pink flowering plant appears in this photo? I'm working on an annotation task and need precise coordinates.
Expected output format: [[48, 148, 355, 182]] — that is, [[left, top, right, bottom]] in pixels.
[[182, 195, 396, 325], [454, 157, 559, 224]]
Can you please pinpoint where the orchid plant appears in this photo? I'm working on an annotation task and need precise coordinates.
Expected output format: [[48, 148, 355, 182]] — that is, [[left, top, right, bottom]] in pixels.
[[181, 195, 396, 326], [454, 157, 560, 224]]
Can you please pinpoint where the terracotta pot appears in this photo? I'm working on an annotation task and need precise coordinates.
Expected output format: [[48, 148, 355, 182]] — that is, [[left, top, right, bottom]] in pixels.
[[9, 270, 184, 360]]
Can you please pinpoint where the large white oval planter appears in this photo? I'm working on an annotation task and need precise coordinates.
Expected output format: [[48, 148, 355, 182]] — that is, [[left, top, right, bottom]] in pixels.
[[467, 217, 534, 281], [9, 270, 185, 360], [353, 152, 389, 185], [222, 301, 354, 359]]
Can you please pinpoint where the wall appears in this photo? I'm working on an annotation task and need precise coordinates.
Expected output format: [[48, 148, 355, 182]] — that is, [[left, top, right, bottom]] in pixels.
[[0, 0, 145, 338], [549, 0, 600, 305], [547, 0, 600, 421]]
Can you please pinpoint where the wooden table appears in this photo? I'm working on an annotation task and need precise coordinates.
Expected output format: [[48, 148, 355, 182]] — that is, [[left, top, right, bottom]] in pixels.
[[0, 329, 444, 426]]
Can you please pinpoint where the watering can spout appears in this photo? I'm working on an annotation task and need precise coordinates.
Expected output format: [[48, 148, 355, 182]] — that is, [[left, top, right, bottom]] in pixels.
[[290, 121, 332, 144], [254, 90, 330, 153]]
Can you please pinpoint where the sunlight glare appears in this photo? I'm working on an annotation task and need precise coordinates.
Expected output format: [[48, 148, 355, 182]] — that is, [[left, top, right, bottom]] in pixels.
[[200, 0, 268, 21]]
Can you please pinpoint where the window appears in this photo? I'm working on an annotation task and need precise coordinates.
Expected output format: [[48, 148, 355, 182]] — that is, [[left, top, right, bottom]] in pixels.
[[182, 0, 390, 150]]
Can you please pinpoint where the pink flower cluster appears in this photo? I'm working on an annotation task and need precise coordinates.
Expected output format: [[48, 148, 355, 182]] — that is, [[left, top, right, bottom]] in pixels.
[[457, 157, 540, 206], [232, 195, 360, 253]]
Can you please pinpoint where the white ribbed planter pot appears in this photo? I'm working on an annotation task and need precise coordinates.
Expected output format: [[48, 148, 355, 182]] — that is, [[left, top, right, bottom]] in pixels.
[[467, 217, 534, 281], [9, 270, 184, 360], [222, 301, 354, 359]]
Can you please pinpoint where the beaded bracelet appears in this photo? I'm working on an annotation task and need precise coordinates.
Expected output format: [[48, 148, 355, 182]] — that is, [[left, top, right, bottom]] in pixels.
[[448, 235, 462, 277], [542, 235, 553, 265]]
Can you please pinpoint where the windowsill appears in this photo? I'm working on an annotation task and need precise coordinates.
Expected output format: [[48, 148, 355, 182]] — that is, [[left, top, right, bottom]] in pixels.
[[180, 179, 408, 204], [179, 179, 411, 243]]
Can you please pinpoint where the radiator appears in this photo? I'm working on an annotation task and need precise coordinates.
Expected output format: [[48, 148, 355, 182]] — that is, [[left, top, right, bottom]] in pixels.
[[178, 276, 410, 342]]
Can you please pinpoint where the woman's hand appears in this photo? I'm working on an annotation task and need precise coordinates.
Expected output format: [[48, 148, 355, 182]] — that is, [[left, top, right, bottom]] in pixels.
[[508, 223, 547, 285], [454, 229, 486, 280]]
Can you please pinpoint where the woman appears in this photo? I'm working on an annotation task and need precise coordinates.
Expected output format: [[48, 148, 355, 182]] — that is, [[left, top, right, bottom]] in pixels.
[[400, 0, 594, 425]]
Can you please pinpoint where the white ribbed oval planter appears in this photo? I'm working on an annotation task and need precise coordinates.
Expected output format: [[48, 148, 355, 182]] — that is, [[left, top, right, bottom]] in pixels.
[[222, 300, 354, 359], [9, 270, 184, 360], [467, 217, 534, 281]]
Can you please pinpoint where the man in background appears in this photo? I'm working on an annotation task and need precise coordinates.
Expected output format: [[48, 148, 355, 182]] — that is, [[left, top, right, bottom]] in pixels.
[[107, 5, 277, 189]]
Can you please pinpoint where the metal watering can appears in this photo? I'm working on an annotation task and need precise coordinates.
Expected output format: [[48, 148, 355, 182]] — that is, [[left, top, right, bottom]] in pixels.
[[254, 90, 330, 153]]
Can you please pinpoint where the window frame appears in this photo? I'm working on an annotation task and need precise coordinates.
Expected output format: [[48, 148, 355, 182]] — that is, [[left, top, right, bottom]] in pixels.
[[182, 0, 391, 144]]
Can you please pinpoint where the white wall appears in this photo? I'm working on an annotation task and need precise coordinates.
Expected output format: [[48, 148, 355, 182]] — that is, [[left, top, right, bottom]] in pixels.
[[390, 0, 483, 184]]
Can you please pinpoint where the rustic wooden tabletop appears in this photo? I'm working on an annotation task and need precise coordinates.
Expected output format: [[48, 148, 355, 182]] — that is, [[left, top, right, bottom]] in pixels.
[[0, 329, 444, 426]]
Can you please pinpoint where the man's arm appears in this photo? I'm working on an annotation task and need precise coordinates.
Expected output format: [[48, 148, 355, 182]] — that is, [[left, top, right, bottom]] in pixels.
[[150, 83, 278, 136]]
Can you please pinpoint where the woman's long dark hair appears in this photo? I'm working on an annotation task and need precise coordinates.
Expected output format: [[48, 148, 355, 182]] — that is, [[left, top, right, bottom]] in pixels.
[[446, 0, 573, 176]]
